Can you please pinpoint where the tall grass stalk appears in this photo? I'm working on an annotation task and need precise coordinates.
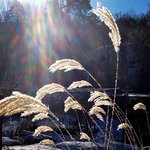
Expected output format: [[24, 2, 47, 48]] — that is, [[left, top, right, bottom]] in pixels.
[[64, 89, 100, 142], [48, 111, 79, 147], [107, 52, 119, 149], [115, 105, 142, 147]]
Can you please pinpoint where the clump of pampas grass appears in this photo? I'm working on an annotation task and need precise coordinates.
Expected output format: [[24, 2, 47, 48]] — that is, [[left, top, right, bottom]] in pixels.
[[0, 91, 52, 117], [0, 1, 145, 149]]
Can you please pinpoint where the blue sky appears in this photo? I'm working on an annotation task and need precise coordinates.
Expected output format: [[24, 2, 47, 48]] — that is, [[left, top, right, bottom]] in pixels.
[[91, 0, 150, 15]]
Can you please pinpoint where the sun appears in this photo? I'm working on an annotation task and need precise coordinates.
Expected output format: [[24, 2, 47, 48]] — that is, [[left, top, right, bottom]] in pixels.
[[18, 0, 46, 8]]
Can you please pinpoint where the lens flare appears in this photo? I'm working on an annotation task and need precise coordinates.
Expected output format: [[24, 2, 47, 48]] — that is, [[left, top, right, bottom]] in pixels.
[[21, 1, 74, 89]]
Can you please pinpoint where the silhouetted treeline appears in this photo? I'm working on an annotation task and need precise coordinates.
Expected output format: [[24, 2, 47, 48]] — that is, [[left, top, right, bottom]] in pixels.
[[0, 0, 149, 94]]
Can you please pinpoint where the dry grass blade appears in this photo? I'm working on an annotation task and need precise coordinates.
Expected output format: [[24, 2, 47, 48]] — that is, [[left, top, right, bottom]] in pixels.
[[95, 100, 112, 107], [117, 123, 131, 130], [64, 97, 82, 113], [49, 59, 84, 73], [39, 139, 55, 145], [32, 113, 49, 122], [33, 126, 54, 136], [88, 91, 109, 102], [93, 2, 121, 52], [89, 106, 105, 121], [35, 83, 65, 100], [0, 91, 51, 117], [80, 132, 91, 141], [133, 103, 146, 111], [68, 80, 92, 90]]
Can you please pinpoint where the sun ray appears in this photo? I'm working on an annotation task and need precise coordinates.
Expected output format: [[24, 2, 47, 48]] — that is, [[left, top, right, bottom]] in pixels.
[[19, 0, 70, 88]]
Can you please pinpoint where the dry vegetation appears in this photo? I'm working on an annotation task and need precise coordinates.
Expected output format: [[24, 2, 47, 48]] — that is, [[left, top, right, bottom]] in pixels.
[[0, 1, 149, 150]]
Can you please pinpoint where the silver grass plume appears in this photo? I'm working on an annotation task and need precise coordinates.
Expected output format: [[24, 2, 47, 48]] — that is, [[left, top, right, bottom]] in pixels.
[[32, 113, 49, 122], [33, 126, 54, 136], [133, 103, 150, 135], [35, 83, 65, 100], [89, 106, 106, 121], [93, 2, 121, 52], [80, 132, 91, 141], [68, 80, 92, 90], [49, 59, 84, 73], [39, 139, 54, 145], [64, 97, 82, 113], [117, 123, 131, 130], [0, 91, 51, 117], [133, 103, 146, 111], [88, 91, 109, 102], [94, 100, 112, 107]]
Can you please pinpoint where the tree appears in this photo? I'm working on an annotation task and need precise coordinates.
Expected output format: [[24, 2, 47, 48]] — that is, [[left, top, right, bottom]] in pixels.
[[64, 0, 91, 22], [4, 0, 26, 22]]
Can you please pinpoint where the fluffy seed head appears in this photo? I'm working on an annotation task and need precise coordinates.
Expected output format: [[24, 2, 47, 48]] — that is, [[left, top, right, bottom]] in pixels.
[[39, 139, 54, 145], [32, 113, 49, 122], [33, 126, 54, 136], [35, 83, 65, 100], [68, 80, 92, 90], [133, 103, 146, 111], [93, 2, 121, 52], [88, 91, 109, 102], [64, 97, 82, 113], [49, 59, 84, 73], [80, 132, 91, 141], [89, 106, 106, 115], [0, 91, 51, 117], [89, 106, 105, 121], [117, 123, 131, 130]]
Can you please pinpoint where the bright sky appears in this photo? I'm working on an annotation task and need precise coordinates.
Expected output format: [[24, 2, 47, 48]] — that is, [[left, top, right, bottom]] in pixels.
[[91, 0, 150, 15], [1, 0, 149, 15]]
